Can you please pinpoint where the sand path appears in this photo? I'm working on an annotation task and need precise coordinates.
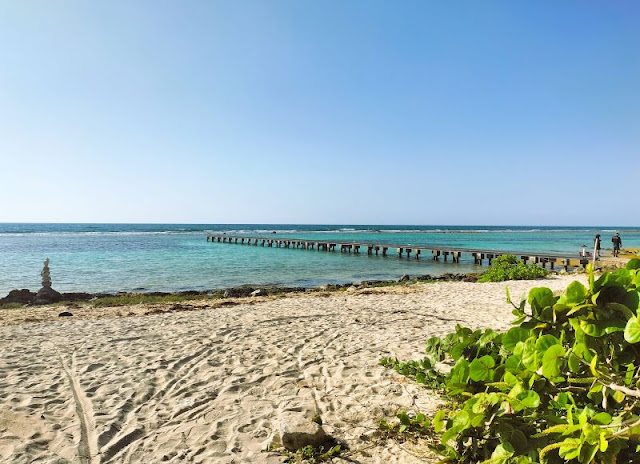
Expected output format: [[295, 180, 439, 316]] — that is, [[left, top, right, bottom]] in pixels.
[[0, 276, 586, 463]]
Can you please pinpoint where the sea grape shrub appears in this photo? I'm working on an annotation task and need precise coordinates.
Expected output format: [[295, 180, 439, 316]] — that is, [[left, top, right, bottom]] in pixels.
[[479, 255, 548, 282], [386, 259, 640, 464]]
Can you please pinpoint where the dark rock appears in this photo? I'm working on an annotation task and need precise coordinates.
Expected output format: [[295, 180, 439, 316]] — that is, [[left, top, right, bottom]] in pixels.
[[279, 416, 330, 451], [58, 311, 73, 317], [275, 287, 306, 294], [361, 280, 387, 286], [0, 289, 36, 305], [60, 292, 93, 302], [417, 275, 433, 281], [223, 287, 255, 298], [141, 291, 170, 297], [34, 286, 62, 305], [398, 274, 411, 282]]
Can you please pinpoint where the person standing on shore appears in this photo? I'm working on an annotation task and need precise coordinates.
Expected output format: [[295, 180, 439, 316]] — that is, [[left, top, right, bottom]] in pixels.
[[594, 234, 601, 258], [612, 232, 622, 257]]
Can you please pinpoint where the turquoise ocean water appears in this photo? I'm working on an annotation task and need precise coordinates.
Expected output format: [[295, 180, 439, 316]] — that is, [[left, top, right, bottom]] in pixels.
[[0, 224, 639, 294]]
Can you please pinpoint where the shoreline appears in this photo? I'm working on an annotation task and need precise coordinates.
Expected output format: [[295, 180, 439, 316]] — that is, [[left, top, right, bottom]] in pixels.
[[2, 256, 631, 324], [0, 272, 482, 325], [0, 271, 481, 307], [2, 252, 630, 316]]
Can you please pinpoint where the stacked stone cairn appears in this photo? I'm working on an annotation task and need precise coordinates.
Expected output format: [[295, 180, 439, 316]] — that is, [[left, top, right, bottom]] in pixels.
[[34, 258, 62, 305]]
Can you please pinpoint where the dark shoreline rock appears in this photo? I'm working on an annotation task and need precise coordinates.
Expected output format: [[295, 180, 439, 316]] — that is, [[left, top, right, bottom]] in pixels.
[[34, 286, 62, 305], [0, 272, 481, 307], [0, 289, 36, 305]]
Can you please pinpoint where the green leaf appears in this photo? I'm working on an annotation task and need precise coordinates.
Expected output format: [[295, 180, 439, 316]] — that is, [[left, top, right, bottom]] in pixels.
[[613, 390, 625, 403], [433, 410, 446, 433], [624, 289, 640, 311], [504, 371, 518, 386], [450, 342, 466, 360], [565, 281, 588, 305], [579, 443, 599, 463], [487, 442, 514, 464], [608, 302, 634, 319], [599, 432, 608, 452], [515, 390, 540, 410], [521, 339, 538, 372], [580, 318, 607, 337], [535, 334, 560, 359], [528, 287, 556, 315], [542, 345, 566, 379], [469, 355, 495, 382], [626, 258, 640, 270], [592, 412, 612, 425], [567, 352, 582, 373], [451, 410, 470, 431], [503, 327, 530, 352], [624, 316, 640, 343], [478, 329, 500, 346], [558, 438, 581, 460]]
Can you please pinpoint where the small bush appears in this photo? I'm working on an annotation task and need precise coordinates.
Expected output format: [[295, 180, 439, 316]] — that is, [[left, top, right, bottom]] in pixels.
[[479, 255, 548, 282]]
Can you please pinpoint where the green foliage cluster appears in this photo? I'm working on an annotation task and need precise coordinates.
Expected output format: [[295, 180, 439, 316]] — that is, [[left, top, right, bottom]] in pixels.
[[479, 255, 548, 283], [379, 357, 445, 389], [282, 444, 341, 463], [379, 411, 434, 442], [382, 259, 640, 463]]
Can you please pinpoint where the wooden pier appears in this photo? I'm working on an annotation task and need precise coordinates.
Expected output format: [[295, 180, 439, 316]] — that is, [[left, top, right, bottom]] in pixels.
[[206, 234, 590, 270]]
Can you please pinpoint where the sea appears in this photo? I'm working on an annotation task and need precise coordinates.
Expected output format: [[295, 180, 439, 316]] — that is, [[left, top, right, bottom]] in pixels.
[[0, 224, 638, 295]]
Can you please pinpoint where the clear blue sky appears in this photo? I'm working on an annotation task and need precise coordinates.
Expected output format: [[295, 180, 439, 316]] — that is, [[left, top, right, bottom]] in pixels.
[[0, 1, 638, 225]]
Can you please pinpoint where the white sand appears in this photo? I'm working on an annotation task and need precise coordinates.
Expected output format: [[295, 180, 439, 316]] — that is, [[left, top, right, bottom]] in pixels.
[[0, 275, 586, 463]]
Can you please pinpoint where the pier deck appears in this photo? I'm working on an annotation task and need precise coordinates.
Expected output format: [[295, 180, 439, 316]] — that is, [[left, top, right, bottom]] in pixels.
[[206, 234, 590, 270]]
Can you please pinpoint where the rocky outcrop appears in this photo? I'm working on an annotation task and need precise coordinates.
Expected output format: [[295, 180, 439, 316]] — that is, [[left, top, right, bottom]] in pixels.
[[223, 287, 256, 298], [60, 292, 93, 302], [34, 286, 62, 305], [0, 289, 36, 305]]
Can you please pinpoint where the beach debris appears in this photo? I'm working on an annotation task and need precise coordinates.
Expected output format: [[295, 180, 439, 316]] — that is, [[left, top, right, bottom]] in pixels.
[[251, 288, 267, 297], [34, 258, 62, 305], [278, 415, 330, 451], [398, 274, 411, 282], [58, 311, 73, 317]]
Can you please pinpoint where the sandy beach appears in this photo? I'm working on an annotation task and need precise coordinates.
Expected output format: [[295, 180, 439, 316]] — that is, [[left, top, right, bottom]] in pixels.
[[0, 275, 587, 463]]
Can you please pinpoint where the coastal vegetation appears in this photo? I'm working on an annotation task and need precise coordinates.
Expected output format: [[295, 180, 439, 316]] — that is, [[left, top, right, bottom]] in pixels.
[[382, 259, 640, 463], [479, 255, 548, 282]]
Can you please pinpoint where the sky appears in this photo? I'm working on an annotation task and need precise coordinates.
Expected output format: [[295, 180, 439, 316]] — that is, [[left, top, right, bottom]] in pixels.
[[0, 1, 638, 225]]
